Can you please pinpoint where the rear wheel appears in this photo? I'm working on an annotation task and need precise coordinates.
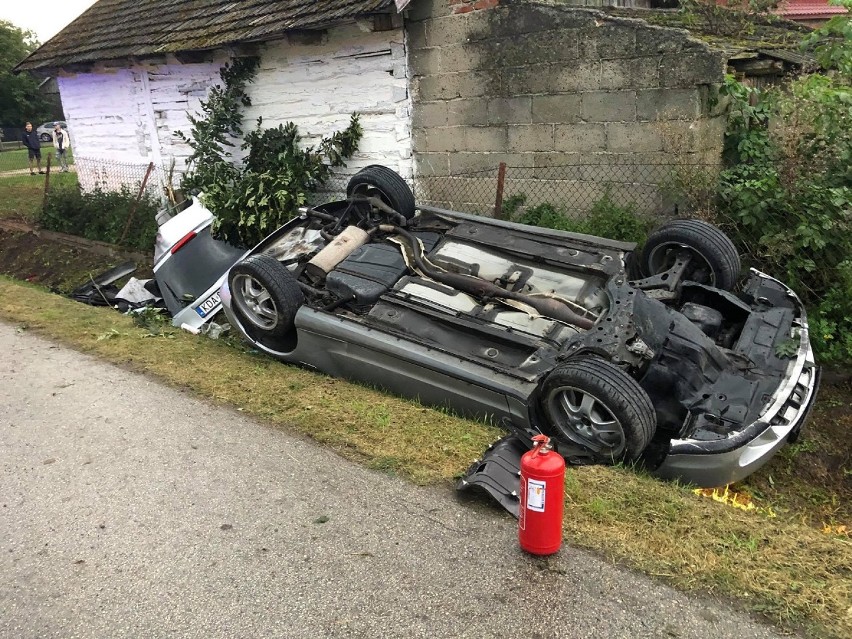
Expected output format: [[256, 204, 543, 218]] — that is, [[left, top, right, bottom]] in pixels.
[[539, 357, 656, 462], [346, 166, 416, 220], [229, 254, 303, 338], [641, 219, 740, 291]]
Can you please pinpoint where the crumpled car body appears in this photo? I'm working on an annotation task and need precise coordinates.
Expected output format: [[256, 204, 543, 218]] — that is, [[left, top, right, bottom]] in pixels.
[[153, 197, 248, 330], [218, 167, 819, 490]]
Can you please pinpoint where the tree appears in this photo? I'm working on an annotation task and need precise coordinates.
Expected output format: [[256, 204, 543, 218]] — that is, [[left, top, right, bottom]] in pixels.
[[0, 20, 54, 128]]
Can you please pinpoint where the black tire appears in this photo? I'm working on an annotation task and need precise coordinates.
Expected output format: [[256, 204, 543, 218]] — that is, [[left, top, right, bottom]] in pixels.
[[228, 254, 304, 338], [641, 219, 741, 291], [539, 356, 656, 462], [40, 133, 51, 142], [346, 165, 416, 220]]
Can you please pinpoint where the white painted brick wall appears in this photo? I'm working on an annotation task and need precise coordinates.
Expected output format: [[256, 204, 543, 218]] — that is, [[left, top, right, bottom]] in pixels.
[[56, 21, 412, 192]]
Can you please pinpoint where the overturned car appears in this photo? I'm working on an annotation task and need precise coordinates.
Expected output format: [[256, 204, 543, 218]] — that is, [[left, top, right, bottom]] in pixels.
[[219, 166, 819, 492]]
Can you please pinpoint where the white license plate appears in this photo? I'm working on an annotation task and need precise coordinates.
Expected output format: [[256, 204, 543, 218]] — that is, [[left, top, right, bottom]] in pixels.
[[195, 292, 221, 318]]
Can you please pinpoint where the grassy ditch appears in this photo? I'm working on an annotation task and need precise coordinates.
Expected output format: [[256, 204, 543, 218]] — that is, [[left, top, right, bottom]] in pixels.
[[0, 271, 849, 638]]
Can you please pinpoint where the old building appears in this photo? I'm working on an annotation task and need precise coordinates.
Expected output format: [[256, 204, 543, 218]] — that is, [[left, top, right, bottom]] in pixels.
[[17, 0, 810, 215]]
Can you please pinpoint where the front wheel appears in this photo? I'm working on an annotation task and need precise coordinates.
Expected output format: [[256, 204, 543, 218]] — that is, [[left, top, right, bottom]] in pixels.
[[539, 357, 656, 462], [641, 219, 741, 291], [40, 133, 51, 142], [228, 254, 304, 338]]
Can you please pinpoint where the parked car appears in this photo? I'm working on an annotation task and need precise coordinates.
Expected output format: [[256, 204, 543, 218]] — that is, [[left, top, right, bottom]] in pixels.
[[218, 166, 819, 491], [36, 120, 68, 143]]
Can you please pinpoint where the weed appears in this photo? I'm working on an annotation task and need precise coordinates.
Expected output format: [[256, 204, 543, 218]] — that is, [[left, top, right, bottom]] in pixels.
[[509, 190, 654, 244]]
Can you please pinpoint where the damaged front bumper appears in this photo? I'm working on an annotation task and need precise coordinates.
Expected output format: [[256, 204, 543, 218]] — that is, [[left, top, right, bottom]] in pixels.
[[653, 335, 820, 487], [459, 272, 821, 511]]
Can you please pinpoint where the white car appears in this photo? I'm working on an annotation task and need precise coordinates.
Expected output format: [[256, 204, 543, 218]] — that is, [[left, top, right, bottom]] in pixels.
[[36, 121, 68, 143]]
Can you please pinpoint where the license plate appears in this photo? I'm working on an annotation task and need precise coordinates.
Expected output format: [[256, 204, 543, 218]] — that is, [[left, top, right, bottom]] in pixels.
[[195, 292, 221, 318]]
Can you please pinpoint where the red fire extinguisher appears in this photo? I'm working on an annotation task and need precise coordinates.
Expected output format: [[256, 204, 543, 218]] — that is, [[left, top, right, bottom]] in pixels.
[[519, 434, 565, 555]]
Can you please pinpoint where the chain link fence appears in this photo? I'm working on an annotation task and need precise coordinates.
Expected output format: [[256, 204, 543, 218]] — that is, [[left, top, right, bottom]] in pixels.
[[18, 153, 724, 227], [416, 160, 722, 220]]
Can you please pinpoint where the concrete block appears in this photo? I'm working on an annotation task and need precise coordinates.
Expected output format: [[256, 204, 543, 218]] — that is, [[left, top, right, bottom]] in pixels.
[[508, 124, 555, 152], [407, 21, 428, 50], [532, 94, 582, 124], [606, 122, 664, 153], [581, 91, 637, 122], [553, 62, 601, 93], [409, 47, 443, 77], [554, 124, 606, 152], [576, 23, 636, 60], [600, 59, 660, 91], [416, 71, 490, 100], [448, 98, 489, 126], [412, 101, 448, 128], [411, 127, 428, 153], [449, 151, 534, 174], [636, 89, 702, 121], [464, 125, 509, 152], [531, 152, 585, 169], [660, 52, 726, 88], [487, 96, 532, 125], [426, 126, 468, 152], [414, 152, 451, 177], [500, 64, 560, 96], [439, 43, 482, 73], [635, 28, 691, 57], [425, 12, 484, 47], [487, 4, 592, 39]]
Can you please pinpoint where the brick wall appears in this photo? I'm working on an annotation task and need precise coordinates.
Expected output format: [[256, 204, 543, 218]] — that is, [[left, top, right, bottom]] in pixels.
[[405, 2, 727, 214]]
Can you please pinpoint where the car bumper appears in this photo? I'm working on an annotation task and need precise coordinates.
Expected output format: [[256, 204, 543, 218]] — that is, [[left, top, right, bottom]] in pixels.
[[654, 272, 820, 487]]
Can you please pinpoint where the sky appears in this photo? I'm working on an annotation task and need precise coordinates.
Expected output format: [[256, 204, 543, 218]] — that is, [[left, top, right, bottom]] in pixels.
[[1, 0, 98, 44]]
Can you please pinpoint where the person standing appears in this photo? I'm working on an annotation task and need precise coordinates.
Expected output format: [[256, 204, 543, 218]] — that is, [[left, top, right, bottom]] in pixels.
[[52, 123, 71, 172], [21, 122, 43, 175]]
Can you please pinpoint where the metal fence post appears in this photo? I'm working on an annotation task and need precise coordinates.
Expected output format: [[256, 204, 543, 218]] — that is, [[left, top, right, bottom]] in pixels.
[[118, 161, 155, 246], [494, 162, 507, 220]]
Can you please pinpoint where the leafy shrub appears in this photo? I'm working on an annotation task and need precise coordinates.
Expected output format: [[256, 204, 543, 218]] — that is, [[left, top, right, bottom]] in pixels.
[[178, 58, 362, 248], [38, 184, 158, 251], [509, 191, 654, 245], [711, 53, 852, 365]]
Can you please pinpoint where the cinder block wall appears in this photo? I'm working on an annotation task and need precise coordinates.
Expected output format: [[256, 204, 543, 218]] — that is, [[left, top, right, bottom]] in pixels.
[[406, 0, 727, 214]]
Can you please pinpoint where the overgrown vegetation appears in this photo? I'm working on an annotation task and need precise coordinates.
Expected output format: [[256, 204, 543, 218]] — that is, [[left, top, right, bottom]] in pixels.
[[709, 4, 852, 365], [177, 57, 363, 247], [503, 190, 654, 244], [37, 185, 159, 252]]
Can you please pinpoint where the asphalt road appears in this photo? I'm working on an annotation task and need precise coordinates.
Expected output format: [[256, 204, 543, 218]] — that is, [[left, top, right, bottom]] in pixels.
[[0, 323, 797, 639]]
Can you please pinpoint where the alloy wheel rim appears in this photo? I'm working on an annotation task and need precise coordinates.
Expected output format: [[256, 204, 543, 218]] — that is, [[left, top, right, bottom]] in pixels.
[[548, 386, 625, 458], [234, 274, 279, 330]]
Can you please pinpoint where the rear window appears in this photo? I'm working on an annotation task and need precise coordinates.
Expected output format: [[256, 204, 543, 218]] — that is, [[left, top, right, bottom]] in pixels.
[[155, 228, 245, 315]]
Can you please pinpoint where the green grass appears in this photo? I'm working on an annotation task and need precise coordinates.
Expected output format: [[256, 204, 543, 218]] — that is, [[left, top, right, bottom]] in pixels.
[[0, 171, 80, 222], [0, 146, 75, 174]]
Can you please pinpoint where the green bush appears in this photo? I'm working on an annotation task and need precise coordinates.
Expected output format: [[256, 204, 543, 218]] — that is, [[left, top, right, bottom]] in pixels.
[[714, 69, 852, 366], [508, 191, 654, 245], [38, 184, 158, 252]]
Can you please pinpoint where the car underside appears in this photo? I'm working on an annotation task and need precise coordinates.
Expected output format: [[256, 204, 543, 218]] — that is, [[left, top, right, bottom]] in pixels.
[[219, 166, 819, 498]]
